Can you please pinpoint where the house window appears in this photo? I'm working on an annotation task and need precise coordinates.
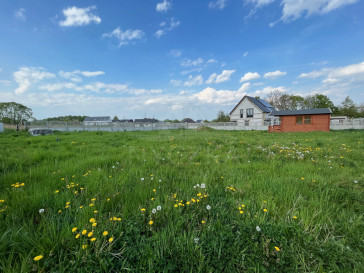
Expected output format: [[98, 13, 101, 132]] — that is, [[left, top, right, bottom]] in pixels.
[[304, 116, 311, 124], [246, 108, 254, 118], [240, 109, 244, 118], [296, 116, 303, 124], [245, 120, 249, 126]]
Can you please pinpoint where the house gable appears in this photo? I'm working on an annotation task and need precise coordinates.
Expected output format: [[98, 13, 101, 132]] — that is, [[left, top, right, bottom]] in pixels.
[[230, 96, 275, 123]]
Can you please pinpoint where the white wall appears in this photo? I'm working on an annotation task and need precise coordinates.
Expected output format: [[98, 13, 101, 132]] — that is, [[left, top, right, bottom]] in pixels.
[[230, 97, 265, 125], [0, 123, 4, 132]]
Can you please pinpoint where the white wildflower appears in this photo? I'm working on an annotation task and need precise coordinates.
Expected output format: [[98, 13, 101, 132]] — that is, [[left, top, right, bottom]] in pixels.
[[206, 205, 211, 210], [39, 209, 45, 214], [152, 208, 157, 214], [256, 226, 261, 232], [201, 183, 206, 189], [157, 206, 162, 210], [194, 238, 199, 244], [354, 180, 358, 183], [141, 178, 144, 181]]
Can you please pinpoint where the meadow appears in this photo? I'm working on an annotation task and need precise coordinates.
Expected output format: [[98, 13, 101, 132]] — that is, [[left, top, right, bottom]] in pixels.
[[0, 128, 363, 272]]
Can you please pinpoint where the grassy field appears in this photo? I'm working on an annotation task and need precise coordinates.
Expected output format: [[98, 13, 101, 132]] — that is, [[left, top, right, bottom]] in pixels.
[[0, 129, 363, 272]]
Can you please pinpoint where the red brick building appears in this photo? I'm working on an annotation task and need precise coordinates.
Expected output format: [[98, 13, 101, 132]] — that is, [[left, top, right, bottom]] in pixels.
[[268, 108, 332, 132]]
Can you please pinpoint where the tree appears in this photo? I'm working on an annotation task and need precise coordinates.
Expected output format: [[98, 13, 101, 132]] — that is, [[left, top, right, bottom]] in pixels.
[[0, 102, 33, 124], [339, 96, 358, 117], [213, 110, 230, 122], [113, 116, 119, 121], [304, 94, 336, 111]]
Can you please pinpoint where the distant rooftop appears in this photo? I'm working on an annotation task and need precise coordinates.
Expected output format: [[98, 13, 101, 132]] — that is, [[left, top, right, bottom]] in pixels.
[[84, 116, 111, 122]]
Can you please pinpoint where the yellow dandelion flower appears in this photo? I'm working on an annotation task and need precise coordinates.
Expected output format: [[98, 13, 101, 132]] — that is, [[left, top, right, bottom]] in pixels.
[[151, 198, 154, 201], [117, 218, 121, 221], [107, 198, 110, 201], [238, 207, 242, 210], [94, 210, 98, 214], [109, 237, 114, 243], [72, 227, 77, 233], [240, 210, 244, 214], [0, 200, 4, 203], [89, 203, 94, 207], [90, 237, 96, 242], [174, 204, 178, 207], [79, 206, 83, 209], [75, 234, 80, 239], [92, 223, 97, 227], [140, 208, 146, 212], [293, 216, 297, 219], [58, 210, 62, 213], [88, 232, 93, 237], [33, 255, 43, 261], [54, 190, 59, 194], [82, 245, 87, 249], [263, 209, 268, 212], [91, 198, 96, 202], [149, 220, 153, 225], [153, 189, 156, 192], [89, 218, 96, 223], [275, 246, 280, 251], [103, 231, 108, 236], [201, 220, 205, 224], [186, 202, 190, 205], [65, 205, 69, 209], [82, 230, 87, 235]]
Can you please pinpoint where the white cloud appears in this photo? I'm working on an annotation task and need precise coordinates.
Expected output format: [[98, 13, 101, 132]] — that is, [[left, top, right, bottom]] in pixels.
[[281, 0, 358, 22], [299, 62, 364, 86], [209, 0, 228, 10], [253, 86, 288, 97], [245, 0, 275, 8], [156, 0, 172, 13], [184, 75, 204, 87], [170, 79, 182, 86], [155, 29, 166, 38], [216, 69, 236, 83], [207, 58, 218, 64], [169, 49, 182, 58], [59, 70, 105, 82], [103, 27, 145, 47], [206, 73, 218, 84], [240, 72, 260, 82], [59, 6, 101, 27], [238, 82, 251, 93], [206, 70, 235, 84], [181, 58, 204, 67], [15, 8, 26, 21], [263, 70, 287, 79], [193, 86, 248, 104], [155, 17, 180, 38], [0, 80, 12, 86], [14, 67, 55, 95], [243, 51, 248, 57]]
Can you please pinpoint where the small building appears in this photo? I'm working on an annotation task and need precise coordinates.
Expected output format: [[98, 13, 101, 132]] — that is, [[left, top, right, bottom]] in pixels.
[[269, 108, 332, 132], [230, 96, 276, 126], [83, 116, 112, 126]]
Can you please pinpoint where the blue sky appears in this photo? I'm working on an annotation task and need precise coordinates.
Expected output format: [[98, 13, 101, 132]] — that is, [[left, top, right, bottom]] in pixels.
[[1, 0, 363, 120]]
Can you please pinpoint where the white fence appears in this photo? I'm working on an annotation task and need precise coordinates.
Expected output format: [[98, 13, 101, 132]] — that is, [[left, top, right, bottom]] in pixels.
[[27, 118, 364, 132]]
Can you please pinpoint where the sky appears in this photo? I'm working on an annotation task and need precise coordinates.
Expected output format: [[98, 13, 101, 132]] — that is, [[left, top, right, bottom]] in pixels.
[[0, 0, 364, 121]]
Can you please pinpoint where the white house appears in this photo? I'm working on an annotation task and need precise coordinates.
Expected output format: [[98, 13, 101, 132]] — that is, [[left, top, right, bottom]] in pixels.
[[83, 116, 112, 126], [230, 96, 276, 126]]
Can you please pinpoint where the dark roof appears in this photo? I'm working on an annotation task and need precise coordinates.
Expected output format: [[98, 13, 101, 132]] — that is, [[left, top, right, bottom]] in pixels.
[[84, 116, 111, 122], [270, 108, 332, 116], [134, 118, 158, 123], [230, 96, 275, 115]]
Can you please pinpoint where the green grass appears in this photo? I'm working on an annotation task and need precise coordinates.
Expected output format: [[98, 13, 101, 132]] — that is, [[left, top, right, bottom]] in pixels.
[[0, 129, 363, 272]]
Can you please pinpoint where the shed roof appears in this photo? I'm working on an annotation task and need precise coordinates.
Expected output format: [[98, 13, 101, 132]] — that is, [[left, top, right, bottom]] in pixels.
[[230, 96, 275, 115], [270, 108, 332, 116]]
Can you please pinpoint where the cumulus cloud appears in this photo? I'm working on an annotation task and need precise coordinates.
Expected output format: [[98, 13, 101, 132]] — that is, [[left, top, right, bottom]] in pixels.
[[155, 17, 180, 38], [206, 70, 235, 84], [184, 75, 204, 87], [59, 6, 101, 27], [193, 86, 249, 104], [14, 67, 55, 95], [170, 79, 182, 86], [169, 49, 182, 58], [245, 0, 275, 8], [15, 8, 26, 21], [240, 72, 260, 82], [156, 0, 172, 13], [263, 70, 287, 79], [209, 0, 228, 10], [103, 27, 145, 47]]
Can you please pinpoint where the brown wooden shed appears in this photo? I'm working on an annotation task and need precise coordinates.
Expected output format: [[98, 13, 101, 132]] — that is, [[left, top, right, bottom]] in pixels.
[[268, 108, 332, 132]]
